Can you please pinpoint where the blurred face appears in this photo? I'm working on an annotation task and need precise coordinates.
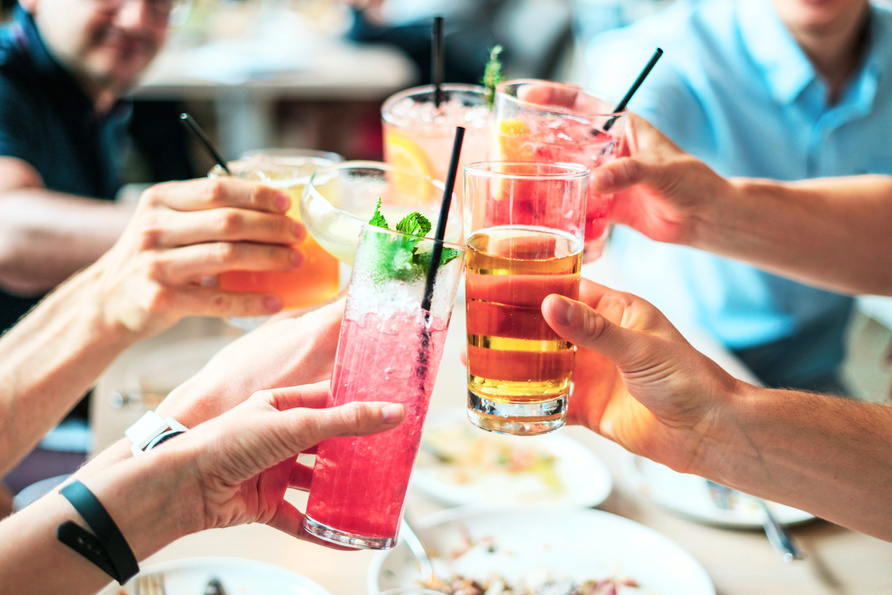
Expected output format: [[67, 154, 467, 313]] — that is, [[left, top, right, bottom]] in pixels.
[[22, 0, 169, 98], [770, 0, 870, 38]]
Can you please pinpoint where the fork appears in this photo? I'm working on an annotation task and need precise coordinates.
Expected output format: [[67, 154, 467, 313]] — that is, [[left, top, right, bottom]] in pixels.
[[135, 572, 166, 595], [705, 480, 805, 562]]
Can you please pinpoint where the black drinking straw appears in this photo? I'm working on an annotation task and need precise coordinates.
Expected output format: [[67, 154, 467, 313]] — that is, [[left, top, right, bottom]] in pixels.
[[179, 112, 231, 174], [420, 125, 464, 315], [415, 126, 464, 384], [602, 47, 663, 132], [432, 16, 444, 108]]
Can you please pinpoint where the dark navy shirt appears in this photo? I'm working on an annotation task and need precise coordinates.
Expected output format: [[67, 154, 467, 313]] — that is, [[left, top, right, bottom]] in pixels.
[[0, 6, 130, 334]]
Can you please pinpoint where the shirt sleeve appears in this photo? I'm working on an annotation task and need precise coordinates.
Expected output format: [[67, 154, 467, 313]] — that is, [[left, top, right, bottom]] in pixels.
[[0, 79, 43, 167]]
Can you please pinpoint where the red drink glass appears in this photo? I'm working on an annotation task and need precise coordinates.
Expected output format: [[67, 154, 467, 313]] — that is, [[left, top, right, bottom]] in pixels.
[[304, 224, 465, 549], [464, 162, 588, 435], [494, 80, 626, 262]]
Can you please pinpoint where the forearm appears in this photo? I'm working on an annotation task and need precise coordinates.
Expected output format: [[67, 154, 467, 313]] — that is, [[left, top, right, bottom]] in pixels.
[[0, 448, 196, 594], [701, 384, 892, 540], [691, 175, 892, 296], [0, 266, 138, 475], [0, 188, 133, 295]]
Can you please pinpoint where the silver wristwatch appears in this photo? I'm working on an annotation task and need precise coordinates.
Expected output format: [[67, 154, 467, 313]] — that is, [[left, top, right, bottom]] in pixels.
[[125, 411, 187, 457]]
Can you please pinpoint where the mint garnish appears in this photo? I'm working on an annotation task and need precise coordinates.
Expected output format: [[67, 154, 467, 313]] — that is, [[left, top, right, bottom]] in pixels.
[[367, 199, 462, 282], [482, 45, 504, 110]]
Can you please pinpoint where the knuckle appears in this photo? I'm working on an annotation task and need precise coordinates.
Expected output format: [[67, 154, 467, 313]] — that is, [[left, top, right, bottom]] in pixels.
[[213, 242, 241, 266], [209, 292, 233, 315], [203, 179, 227, 205], [211, 209, 244, 235]]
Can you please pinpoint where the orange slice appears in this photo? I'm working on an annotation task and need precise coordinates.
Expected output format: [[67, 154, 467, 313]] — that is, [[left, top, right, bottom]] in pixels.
[[384, 131, 435, 204], [497, 119, 534, 161]]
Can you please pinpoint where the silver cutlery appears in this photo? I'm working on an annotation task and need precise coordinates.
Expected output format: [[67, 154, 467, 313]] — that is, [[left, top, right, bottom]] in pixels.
[[706, 480, 805, 562], [399, 510, 438, 587]]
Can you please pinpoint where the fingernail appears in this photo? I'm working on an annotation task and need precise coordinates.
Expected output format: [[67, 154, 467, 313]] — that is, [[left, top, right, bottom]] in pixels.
[[551, 297, 576, 326], [592, 168, 615, 191], [381, 404, 403, 424], [274, 192, 290, 212], [291, 249, 305, 267], [264, 296, 283, 312], [293, 221, 307, 240]]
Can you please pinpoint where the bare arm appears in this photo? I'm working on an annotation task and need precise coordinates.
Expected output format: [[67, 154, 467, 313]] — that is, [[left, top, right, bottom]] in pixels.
[[542, 280, 892, 541], [0, 387, 403, 595], [602, 114, 892, 296], [0, 157, 135, 296], [0, 178, 302, 474]]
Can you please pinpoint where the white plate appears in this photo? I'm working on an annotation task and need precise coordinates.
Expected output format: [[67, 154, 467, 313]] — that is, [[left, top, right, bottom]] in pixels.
[[412, 412, 612, 508], [621, 453, 816, 529], [370, 505, 715, 594], [98, 556, 331, 595]]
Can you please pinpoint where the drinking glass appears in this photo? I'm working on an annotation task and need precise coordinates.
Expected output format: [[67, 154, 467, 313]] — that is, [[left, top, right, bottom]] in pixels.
[[208, 149, 343, 330], [381, 83, 491, 203], [464, 162, 589, 436], [304, 224, 465, 550], [494, 79, 626, 262], [301, 161, 462, 264]]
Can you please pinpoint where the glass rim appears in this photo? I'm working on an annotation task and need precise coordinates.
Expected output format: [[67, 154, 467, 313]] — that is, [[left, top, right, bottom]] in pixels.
[[305, 160, 459, 241], [495, 78, 624, 118], [358, 221, 465, 252], [239, 147, 344, 164], [381, 83, 487, 123], [463, 160, 591, 181], [209, 150, 343, 179]]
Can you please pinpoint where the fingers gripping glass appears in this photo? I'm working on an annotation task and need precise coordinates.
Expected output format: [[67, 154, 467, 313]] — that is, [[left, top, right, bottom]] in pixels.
[[93, 0, 192, 25]]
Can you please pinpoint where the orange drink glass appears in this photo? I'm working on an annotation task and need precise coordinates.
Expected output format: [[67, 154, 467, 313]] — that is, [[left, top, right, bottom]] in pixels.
[[209, 150, 342, 330], [381, 84, 491, 203], [464, 162, 589, 435]]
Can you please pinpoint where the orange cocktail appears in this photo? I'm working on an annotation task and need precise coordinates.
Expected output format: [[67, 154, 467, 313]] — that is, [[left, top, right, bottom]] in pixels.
[[210, 151, 342, 328]]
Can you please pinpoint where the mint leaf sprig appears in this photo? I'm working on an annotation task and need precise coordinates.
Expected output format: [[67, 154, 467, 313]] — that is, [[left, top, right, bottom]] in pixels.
[[482, 45, 504, 110], [368, 198, 462, 282]]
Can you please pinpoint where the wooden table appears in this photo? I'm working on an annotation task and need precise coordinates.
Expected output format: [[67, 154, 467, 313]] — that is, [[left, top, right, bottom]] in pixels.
[[92, 288, 892, 595]]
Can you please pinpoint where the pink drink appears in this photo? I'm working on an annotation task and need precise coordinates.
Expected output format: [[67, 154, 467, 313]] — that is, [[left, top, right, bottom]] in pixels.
[[495, 80, 626, 262], [303, 223, 465, 550], [382, 84, 491, 203], [306, 311, 448, 543]]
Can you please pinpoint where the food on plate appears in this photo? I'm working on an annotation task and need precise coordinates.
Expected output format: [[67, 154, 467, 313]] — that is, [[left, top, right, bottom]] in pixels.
[[417, 424, 565, 498]]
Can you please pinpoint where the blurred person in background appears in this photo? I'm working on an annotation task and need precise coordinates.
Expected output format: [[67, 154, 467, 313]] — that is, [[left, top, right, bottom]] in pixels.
[[0, 0, 193, 338], [584, 0, 890, 395], [0, 0, 196, 502]]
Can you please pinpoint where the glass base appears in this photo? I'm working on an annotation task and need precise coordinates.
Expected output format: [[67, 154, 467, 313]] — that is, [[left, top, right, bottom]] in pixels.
[[303, 515, 397, 550], [467, 391, 567, 435]]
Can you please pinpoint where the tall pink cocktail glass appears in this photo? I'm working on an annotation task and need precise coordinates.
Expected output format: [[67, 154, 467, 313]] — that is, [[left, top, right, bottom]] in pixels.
[[494, 80, 626, 262], [304, 224, 465, 550]]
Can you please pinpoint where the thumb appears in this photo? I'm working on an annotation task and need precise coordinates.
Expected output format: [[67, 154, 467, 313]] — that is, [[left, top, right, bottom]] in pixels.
[[591, 157, 656, 194], [542, 294, 650, 369]]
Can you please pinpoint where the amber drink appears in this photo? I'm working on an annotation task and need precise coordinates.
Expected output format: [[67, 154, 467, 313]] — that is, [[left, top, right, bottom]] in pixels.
[[464, 162, 588, 435]]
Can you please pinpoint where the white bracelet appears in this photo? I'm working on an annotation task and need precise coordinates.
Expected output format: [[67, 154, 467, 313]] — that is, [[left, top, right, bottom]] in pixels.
[[125, 411, 187, 457]]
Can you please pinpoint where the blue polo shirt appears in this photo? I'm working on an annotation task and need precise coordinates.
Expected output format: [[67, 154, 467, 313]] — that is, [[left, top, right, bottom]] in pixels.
[[585, 0, 892, 390], [0, 6, 130, 334]]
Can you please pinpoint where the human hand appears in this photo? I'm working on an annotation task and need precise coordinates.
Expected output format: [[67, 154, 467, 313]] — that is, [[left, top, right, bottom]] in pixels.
[[541, 279, 745, 474], [594, 113, 732, 246], [157, 297, 345, 428], [91, 178, 304, 338], [167, 382, 404, 539]]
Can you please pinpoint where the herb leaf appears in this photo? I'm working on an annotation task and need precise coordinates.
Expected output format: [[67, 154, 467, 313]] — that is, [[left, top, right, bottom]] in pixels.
[[396, 212, 432, 237], [366, 202, 459, 282], [369, 197, 389, 229], [482, 45, 504, 110]]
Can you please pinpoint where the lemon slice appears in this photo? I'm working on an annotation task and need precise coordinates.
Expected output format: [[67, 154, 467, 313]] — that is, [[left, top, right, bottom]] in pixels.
[[497, 119, 533, 161], [384, 131, 435, 204]]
